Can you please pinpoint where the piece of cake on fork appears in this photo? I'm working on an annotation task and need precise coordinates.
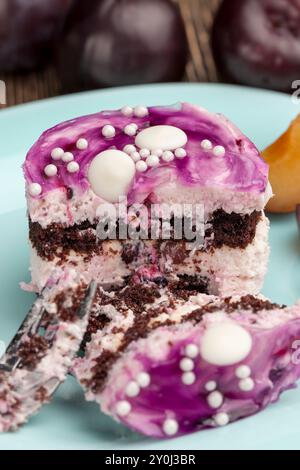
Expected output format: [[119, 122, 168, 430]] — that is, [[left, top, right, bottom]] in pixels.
[[23, 102, 272, 295]]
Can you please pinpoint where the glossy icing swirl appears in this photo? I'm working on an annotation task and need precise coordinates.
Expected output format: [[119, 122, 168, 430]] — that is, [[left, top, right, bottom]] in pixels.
[[23, 103, 268, 202]]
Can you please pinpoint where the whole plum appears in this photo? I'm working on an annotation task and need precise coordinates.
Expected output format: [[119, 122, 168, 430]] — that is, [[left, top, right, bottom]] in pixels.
[[56, 0, 188, 90], [212, 0, 300, 92], [0, 0, 74, 72]]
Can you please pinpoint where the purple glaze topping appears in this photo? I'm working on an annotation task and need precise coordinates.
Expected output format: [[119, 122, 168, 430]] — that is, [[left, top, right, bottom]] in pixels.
[[97, 313, 300, 438], [24, 103, 268, 201]]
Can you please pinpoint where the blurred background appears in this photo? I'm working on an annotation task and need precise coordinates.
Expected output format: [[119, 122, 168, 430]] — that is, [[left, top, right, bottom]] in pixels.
[[0, 0, 299, 108]]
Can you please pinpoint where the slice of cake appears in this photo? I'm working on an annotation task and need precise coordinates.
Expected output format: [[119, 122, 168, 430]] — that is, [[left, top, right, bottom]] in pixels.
[[0, 271, 94, 432], [74, 279, 300, 438], [23, 103, 271, 295]]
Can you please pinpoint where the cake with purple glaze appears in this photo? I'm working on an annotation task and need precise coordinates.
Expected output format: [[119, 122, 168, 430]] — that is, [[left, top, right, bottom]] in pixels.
[[23, 102, 272, 296], [74, 278, 300, 438]]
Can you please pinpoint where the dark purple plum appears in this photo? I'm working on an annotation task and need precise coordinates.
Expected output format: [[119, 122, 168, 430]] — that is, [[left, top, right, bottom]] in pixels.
[[0, 0, 74, 72], [212, 0, 300, 92], [56, 0, 188, 90]]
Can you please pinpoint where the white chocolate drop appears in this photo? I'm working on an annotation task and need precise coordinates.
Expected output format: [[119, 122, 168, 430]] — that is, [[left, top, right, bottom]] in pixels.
[[88, 150, 135, 203], [124, 124, 138, 136], [135, 125, 187, 151], [140, 148, 150, 159], [123, 144, 136, 155], [200, 322, 252, 366], [162, 150, 174, 162], [131, 151, 141, 162]]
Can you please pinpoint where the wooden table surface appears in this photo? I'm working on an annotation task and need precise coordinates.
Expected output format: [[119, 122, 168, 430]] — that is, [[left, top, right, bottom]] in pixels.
[[1, 0, 222, 108]]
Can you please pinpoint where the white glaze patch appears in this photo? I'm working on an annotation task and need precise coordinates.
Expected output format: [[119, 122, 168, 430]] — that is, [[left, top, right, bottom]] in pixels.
[[88, 150, 135, 203], [200, 322, 252, 366], [135, 125, 187, 151]]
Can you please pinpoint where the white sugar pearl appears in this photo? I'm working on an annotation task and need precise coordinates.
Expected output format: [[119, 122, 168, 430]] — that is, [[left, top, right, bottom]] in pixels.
[[185, 344, 199, 359], [67, 161, 80, 173], [115, 400, 131, 417], [213, 145, 226, 157], [201, 139, 213, 151], [200, 322, 252, 366], [136, 160, 148, 172], [235, 365, 251, 379], [182, 372, 196, 385], [134, 106, 149, 118], [162, 418, 179, 436], [51, 147, 64, 160], [44, 164, 57, 177], [207, 391, 223, 409], [153, 149, 163, 157], [179, 357, 194, 372], [205, 381, 217, 392], [162, 150, 174, 162], [146, 155, 160, 167], [136, 372, 151, 388], [102, 125, 116, 138], [62, 152, 74, 162], [121, 105, 133, 117], [239, 377, 254, 392], [175, 148, 187, 159], [124, 124, 138, 136], [123, 144, 136, 155], [125, 381, 140, 397], [140, 148, 150, 159], [29, 183, 42, 196], [76, 138, 88, 150], [131, 151, 141, 162], [214, 412, 229, 427]]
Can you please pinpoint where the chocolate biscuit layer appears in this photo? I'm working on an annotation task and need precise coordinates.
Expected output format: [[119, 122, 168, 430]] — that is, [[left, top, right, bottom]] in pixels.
[[29, 210, 262, 261]]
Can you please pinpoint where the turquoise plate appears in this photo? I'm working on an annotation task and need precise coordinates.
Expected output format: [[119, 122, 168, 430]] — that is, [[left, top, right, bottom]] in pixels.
[[0, 83, 300, 450]]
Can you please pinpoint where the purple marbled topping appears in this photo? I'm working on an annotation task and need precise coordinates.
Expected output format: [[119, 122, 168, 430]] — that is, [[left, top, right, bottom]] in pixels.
[[23, 103, 268, 201], [98, 313, 300, 438]]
